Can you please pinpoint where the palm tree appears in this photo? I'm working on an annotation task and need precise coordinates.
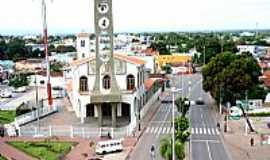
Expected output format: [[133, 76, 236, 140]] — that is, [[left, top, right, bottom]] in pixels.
[[160, 137, 172, 160], [160, 137, 185, 160]]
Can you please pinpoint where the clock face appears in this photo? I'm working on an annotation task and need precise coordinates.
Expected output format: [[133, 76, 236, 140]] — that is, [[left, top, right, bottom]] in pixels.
[[98, 3, 109, 14], [98, 17, 110, 30]]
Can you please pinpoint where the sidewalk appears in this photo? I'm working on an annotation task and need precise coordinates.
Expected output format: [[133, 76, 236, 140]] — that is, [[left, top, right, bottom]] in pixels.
[[222, 119, 270, 160]]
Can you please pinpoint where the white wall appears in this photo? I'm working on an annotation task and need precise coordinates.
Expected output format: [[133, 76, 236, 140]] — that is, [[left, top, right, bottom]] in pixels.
[[29, 75, 65, 88], [140, 88, 162, 119]]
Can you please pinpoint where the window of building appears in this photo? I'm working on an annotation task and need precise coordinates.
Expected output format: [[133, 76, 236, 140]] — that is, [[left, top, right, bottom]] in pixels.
[[103, 75, 111, 89], [79, 76, 88, 92], [81, 40, 85, 47], [127, 74, 135, 90], [82, 53, 85, 58]]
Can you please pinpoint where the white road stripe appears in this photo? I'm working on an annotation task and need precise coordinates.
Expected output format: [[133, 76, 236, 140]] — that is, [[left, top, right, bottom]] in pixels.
[[203, 128, 207, 134], [150, 127, 155, 133], [157, 127, 162, 135], [211, 128, 216, 135], [216, 128, 220, 135], [154, 127, 159, 134], [162, 127, 167, 134], [195, 128, 198, 134], [191, 128, 194, 134], [208, 128, 211, 135], [166, 127, 170, 134], [199, 128, 202, 134], [146, 127, 150, 133]]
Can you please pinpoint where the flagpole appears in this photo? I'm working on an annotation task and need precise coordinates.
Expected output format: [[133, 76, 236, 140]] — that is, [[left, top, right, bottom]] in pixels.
[[42, 0, 53, 110]]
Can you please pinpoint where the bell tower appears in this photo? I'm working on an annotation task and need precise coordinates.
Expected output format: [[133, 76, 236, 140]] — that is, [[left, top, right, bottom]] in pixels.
[[92, 0, 121, 103]]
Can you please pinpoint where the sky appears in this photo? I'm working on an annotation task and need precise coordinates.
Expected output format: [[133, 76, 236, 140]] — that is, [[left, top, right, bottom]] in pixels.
[[0, 0, 270, 35]]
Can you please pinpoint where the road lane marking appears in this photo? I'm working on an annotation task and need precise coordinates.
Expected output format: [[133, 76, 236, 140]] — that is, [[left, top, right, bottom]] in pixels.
[[208, 128, 211, 135], [150, 127, 155, 133], [162, 127, 166, 134], [157, 127, 162, 136], [154, 127, 159, 134], [192, 139, 220, 143], [206, 141, 213, 160], [216, 128, 220, 135], [203, 128, 206, 134], [166, 127, 170, 134], [146, 127, 150, 133], [211, 128, 216, 135], [199, 128, 202, 134], [191, 128, 194, 134], [195, 128, 198, 134]]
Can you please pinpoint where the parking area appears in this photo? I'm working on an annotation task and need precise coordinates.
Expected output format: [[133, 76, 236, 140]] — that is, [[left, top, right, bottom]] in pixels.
[[0, 85, 47, 110]]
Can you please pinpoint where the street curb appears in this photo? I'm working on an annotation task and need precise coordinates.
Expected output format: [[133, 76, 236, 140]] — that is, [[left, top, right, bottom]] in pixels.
[[125, 100, 162, 160]]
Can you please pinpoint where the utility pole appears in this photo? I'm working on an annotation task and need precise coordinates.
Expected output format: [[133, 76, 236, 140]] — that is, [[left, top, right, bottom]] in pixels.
[[203, 45, 206, 65], [171, 87, 182, 160], [35, 72, 40, 135], [219, 85, 222, 114]]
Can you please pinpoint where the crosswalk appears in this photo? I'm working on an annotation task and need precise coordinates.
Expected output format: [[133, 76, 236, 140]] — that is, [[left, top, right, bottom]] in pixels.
[[145, 126, 220, 136]]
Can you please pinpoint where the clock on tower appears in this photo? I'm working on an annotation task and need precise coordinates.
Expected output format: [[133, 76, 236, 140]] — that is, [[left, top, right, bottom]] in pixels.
[[92, 0, 121, 102]]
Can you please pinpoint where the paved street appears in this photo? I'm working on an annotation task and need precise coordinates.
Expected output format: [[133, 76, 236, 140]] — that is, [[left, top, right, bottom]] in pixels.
[[130, 73, 231, 160]]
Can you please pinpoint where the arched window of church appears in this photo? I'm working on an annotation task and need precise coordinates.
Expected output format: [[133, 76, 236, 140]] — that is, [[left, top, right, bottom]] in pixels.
[[103, 75, 111, 89], [127, 74, 135, 90], [79, 76, 88, 92]]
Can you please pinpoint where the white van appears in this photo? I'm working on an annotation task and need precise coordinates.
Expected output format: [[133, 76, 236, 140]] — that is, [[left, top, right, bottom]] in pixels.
[[95, 139, 123, 155]]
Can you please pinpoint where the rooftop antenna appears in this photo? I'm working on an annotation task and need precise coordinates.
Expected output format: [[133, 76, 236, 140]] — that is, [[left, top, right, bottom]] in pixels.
[[41, 0, 53, 110]]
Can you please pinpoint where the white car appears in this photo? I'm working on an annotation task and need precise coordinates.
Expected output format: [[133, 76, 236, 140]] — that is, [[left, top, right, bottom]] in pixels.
[[12, 86, 27, 93], [0, 90, 12, 98]]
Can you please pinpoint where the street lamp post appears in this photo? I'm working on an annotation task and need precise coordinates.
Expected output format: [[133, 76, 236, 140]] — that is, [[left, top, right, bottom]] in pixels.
[[171, 87, 182, 160], [35, 71, 40, 135]]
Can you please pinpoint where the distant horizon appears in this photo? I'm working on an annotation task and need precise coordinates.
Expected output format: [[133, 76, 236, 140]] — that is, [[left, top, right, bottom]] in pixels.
[[1, 0, 270, 36], [1, 28, 269, 36]]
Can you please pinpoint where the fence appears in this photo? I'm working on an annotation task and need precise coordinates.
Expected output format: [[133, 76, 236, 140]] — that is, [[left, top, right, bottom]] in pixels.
[[14, 106, 58, 127], [19, 125, 132, 139]]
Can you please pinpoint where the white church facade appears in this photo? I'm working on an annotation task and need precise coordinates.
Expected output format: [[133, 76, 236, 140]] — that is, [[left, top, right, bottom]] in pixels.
[[65, 33, 147, 130]]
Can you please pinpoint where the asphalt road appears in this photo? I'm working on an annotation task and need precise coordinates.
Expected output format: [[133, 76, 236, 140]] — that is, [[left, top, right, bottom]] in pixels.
[[129, 73, 231, 160]]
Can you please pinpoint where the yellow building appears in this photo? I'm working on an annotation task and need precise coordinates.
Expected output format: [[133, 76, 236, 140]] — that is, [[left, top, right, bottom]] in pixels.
[[155, 54, 192, 67]]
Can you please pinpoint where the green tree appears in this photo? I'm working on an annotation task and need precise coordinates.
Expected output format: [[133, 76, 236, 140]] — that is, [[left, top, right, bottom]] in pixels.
[[175, 117, 190, 143], [9, 74, 29, 89], [50, 62, 64, 73], [202, 52, 262, 104], [159, 137, 185, 160], [175, 97, 190, 116]]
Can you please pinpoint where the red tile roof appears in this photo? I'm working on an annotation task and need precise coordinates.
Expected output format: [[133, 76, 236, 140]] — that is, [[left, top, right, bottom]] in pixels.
[[70, 54, 146, 66]]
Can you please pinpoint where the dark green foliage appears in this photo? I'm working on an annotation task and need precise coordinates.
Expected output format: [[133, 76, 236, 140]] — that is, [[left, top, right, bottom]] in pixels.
[[50, 61, 64, 73], [175, 97, 190, 117], [8, 74, 29, 89], [8, 141, 75, 160], [202, 52, 263, 104]]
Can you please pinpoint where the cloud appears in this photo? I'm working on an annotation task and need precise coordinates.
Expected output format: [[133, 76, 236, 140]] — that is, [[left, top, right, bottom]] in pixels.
[[0, 0, 270, 34]]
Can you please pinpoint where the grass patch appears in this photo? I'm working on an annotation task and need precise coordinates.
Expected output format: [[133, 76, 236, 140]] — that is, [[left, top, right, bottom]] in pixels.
[[0, 155, 7, 160], [8, 141, 76, 160], [248, 112, 270, 117], [0, 110, 16, 124]]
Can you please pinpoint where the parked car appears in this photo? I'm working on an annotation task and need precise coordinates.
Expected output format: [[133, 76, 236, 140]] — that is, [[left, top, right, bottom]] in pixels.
[[96, 139, 123, 155], [12, 86, 27, 93], [0, 90, 12, 98]]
